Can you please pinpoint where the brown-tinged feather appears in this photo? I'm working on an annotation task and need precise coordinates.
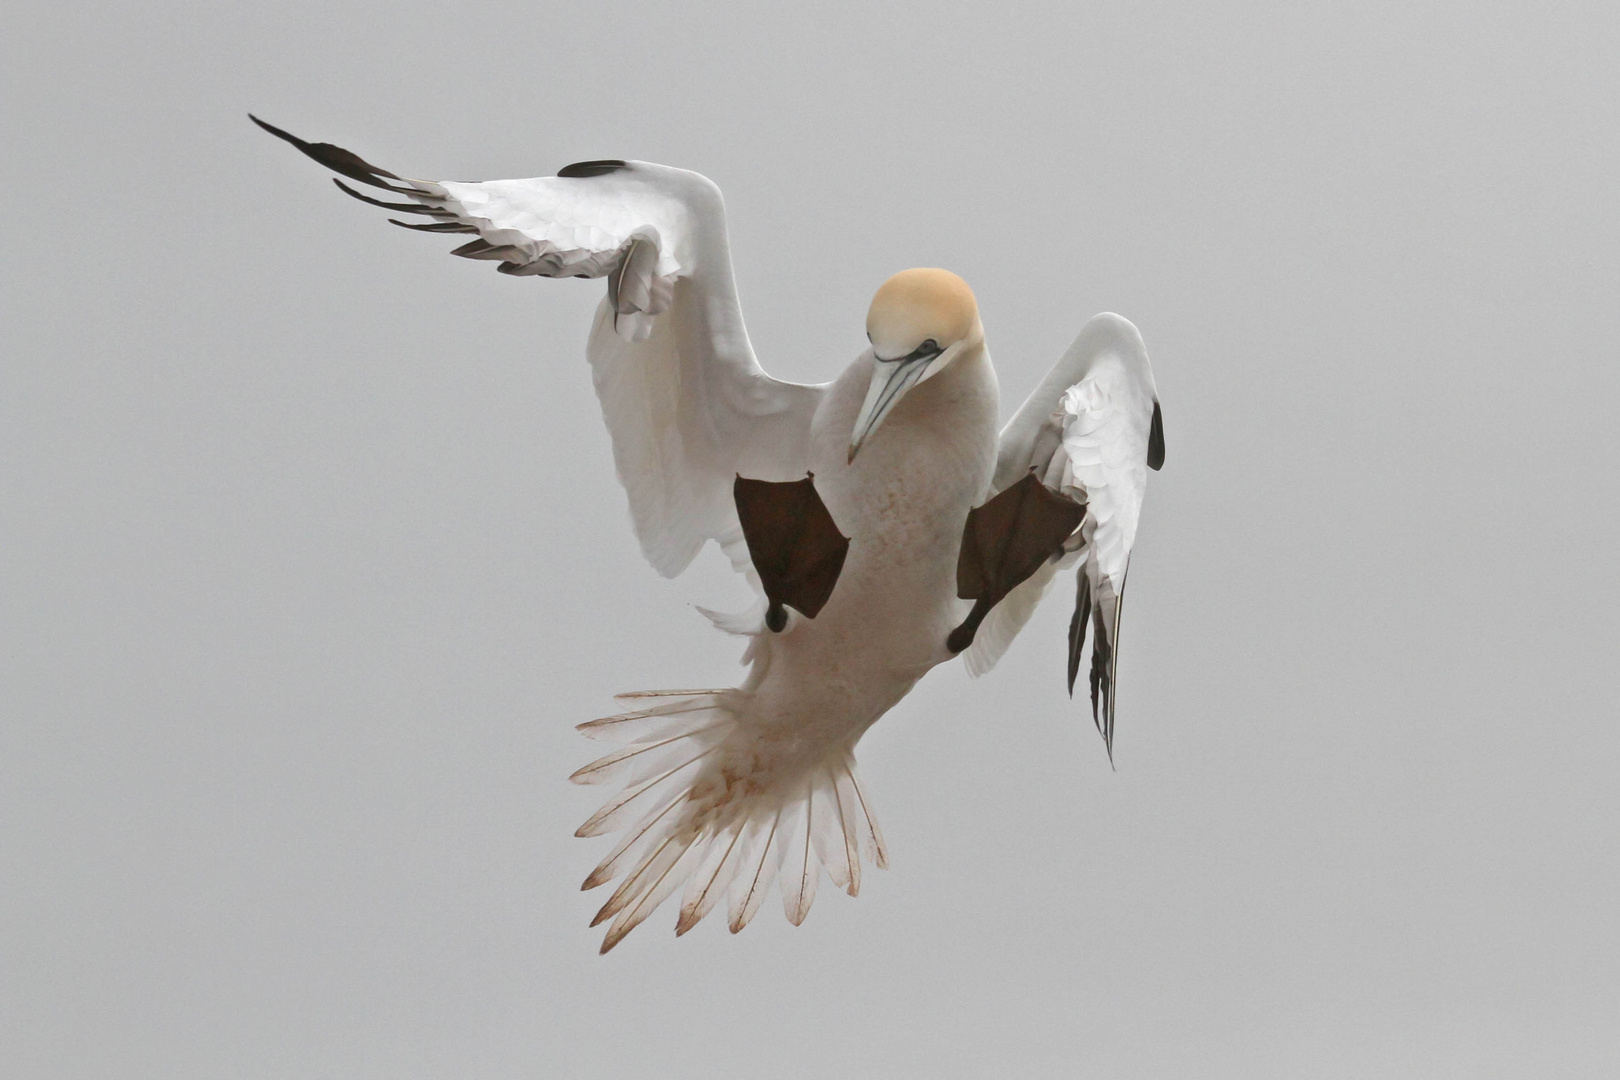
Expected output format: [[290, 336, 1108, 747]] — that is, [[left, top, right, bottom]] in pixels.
[[581, 798, 683, 890]]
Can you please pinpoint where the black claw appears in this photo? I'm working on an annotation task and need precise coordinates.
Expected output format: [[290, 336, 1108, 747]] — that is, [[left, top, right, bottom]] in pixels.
[[946, 598, 993, 654]]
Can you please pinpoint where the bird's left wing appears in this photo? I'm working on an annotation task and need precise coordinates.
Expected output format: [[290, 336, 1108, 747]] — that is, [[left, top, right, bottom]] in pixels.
[[962, 313, 1164, 754], [253, 117, 825, 583]]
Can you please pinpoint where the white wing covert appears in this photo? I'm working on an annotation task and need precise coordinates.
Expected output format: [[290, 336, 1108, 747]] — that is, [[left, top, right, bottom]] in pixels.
[[963, 313, 1164, 756], [252, 116, 824, 583]]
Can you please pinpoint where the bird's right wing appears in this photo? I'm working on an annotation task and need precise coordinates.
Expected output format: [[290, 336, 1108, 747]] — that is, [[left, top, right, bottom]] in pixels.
[[253, 117, 825, 582], [962, 313, 1163, 755]]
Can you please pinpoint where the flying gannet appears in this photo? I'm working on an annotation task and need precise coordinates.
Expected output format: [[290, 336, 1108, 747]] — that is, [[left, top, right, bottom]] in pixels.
[[253, 117, 1166, 952]]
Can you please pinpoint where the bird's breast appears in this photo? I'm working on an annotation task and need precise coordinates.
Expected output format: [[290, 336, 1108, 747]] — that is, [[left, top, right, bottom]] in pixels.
[[791, 346, 999, 681]]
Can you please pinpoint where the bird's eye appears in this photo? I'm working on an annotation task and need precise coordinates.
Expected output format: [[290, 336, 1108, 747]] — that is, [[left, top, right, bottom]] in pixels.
[[921, 339, 938, 352]]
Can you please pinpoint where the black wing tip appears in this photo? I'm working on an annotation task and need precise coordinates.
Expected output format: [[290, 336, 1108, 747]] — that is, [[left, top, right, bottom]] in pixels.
[[251, 113, 332, 157], [249, 113, 303, 147], [1066, 570, 1091, 697], [1147, 399, 1166, 471], [1065, 616, 1081, 696], [1088, 603, 1116, 759], [558, 159, 629, 178], [249, 114, 408, 191], [247, 113, 276, 131]]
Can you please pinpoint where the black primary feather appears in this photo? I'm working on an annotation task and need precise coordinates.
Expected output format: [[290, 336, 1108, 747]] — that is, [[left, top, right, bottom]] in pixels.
[[558, 159, 629, 178], [1089, 605, 1112, 754], [332, 178, 451, 216], [451, 240, 528, 262], [387, 219, 478, 234], [249, 114, 420, 195], [1147, 399, 1166, 471], [1066, 570, 1091, 696]]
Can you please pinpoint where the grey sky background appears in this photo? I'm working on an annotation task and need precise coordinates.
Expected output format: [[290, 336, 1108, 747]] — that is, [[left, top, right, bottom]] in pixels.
[[3, 1, 1618, 1076]]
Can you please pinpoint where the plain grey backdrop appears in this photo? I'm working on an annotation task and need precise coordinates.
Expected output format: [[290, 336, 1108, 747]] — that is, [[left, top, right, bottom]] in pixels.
[[4, 1, 1617, 1076]]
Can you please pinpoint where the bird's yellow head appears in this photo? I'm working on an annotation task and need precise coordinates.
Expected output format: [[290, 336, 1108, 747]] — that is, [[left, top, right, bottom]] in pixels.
[[850, 268, 983, 461]]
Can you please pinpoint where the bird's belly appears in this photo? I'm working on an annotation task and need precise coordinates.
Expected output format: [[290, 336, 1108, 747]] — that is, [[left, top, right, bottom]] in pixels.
[[756, 520, 958, 737], [742, 362, 997, 758]]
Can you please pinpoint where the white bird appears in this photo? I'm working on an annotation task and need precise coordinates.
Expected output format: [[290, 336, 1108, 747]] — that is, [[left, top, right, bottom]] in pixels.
[[254, 117, 1166, 952]]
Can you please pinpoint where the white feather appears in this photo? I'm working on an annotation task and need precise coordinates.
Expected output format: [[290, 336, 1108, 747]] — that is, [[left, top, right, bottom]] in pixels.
[[727, 811, 783, 935], [676, 823, 748, 935], [576, 693, 888, 950], [846, 764, 889, 870], [975, 313, 1160, 675], [259, 121, 1158, 956], [351, 154, 828, 588], [778, 795, 818, 927]]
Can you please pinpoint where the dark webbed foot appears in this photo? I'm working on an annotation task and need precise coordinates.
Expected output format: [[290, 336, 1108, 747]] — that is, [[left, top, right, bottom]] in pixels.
[[948, 473, 1085, 653], [733, 474, 850, 632]]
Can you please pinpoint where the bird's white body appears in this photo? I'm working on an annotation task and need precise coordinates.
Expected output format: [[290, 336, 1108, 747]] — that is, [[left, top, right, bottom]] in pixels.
[[576, 328, 1000, 945], [732, 342, 999, 768], [795, 341, 999, 703], [253, 118, 1162, 951]]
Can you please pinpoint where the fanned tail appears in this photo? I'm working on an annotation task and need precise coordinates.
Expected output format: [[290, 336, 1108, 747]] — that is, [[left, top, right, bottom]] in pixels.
[[574, 691, 888, 953]]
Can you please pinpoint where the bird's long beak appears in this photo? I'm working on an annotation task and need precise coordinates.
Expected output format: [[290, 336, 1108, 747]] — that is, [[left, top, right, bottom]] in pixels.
[[848, 355, 934, 462]]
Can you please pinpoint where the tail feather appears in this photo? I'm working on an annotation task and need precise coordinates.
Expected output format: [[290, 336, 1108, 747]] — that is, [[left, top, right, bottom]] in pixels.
[[592, 834, 682, 927], [574, 749, 712, 838], [829, 767, 863, 896], [676, 824, 747, 935], [780, 795, 819, 926], [810, 793, 845, 895], [576, 689, 888, 952], [600, 842, 704, 954], [727, 811, 783, 934], [846, 765, 889, 870], [581, 796, 684, 890], [576, 692, 726, 744], [569, 724, 724, 787], [613, 688, 732, 702]]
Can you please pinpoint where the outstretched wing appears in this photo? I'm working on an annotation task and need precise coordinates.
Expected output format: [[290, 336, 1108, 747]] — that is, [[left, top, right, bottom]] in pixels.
[[253, 116, 825, 580], [962, 313, 1163, 755]]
